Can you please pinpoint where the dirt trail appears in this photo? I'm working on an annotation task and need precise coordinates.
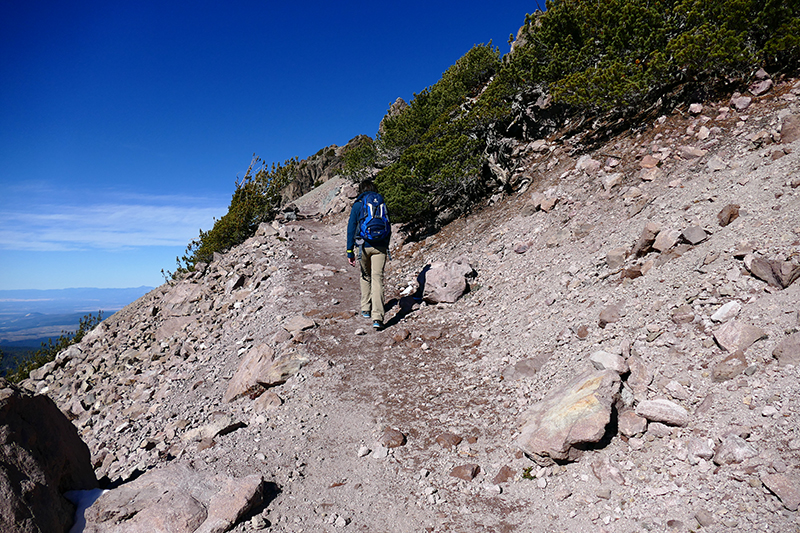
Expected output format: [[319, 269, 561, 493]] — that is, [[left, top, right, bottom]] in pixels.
[[258, 219, 528, 532]]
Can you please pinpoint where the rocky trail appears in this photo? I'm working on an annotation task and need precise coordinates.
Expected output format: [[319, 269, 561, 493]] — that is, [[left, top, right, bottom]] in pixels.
[[4, 76, 800, 533]]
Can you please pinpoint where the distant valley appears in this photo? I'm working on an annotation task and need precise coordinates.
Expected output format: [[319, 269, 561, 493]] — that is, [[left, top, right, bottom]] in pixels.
[[0, 287, 154, 368]]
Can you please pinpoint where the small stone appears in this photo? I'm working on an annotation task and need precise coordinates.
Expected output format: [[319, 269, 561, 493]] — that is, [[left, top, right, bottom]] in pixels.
[[357, 445, 371, 457], [379, 428, 406, 448], [606, 247, 627, 270], [355, 328, 367, 336], [492, 465, 515, 484], [671, 304, 695, 325], [710, 301, 741, 323], [536, 477, 547, 489], [635, 399, 689, 426], [717, 204, 740, 227], [682, 226, 707, 245], [589, 350, 629, 374], [435, 432, 463, 448], [450, 464, 480, 481]]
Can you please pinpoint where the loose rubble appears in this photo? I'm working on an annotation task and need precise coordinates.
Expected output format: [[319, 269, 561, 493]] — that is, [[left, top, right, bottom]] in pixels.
[[6, 76, 800, 532]]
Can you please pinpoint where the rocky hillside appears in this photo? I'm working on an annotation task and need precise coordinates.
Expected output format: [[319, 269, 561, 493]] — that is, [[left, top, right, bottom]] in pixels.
[[11, 75, 800, 532]]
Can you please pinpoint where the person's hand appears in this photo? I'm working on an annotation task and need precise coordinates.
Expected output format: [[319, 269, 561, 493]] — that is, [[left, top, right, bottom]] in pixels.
[[348, 257, 357, 267]]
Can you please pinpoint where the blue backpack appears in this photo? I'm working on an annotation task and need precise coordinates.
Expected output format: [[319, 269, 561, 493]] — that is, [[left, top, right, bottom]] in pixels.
[[358, 191, 391, 241]]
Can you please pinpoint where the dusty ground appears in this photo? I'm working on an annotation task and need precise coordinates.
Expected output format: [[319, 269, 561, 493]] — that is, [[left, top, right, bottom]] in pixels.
[[25, 78, 800, 533]]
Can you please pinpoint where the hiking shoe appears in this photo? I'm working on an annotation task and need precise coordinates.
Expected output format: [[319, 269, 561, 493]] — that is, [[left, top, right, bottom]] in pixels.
[[361, 311, 371, 319], [372, 320, 383, 329]]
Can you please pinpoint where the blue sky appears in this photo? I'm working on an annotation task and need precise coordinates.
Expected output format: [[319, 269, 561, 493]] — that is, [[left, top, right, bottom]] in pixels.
[[0, 0, 538, 290]]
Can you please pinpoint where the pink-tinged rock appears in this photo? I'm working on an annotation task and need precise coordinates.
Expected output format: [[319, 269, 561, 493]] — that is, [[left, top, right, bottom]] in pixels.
[[224, 345, 309, 402], [639, 167, 662, 181], [688, 103, 703, 115], [710, 301, 741, 323], [707, 155, 728, 171], [773, 332, 800, 366], [253, 390, 282, 411], [781, 114, 800, 144], [589, 350, 629, 374], [598, 302, 624, 328], [224, 344, 276, 402], [653, 229, 680, 252], [492, 465, 516, 484], [744, 255, 800, 289], [640, 154, 659, 169], [618, 409, 647, 437], [749, 78, 773, 96], [730, 95, 752, 111], [517, 370, 621, 464], [435, 432, 463, 448], [635, 399, 689, 427], [717, 204, 740, 227], [576, 155, 601, 173], [626, 354, 653, 397], [713, 434, 757, 465], [678, 145, 708, 159], [606, 247, 627, 270], [0, 382, 98, 533], [380, 428, 406, 448], [450, 464, 480, 481], [591, 456, 625, 485], [761, 474, 800, 511], [422, 257, 475, 304], [671, 304, 695, 325], [540, 197, 558, 212], [713, 319, 767, 353], [711, 350, 747, 382], [687, 437, 715, 465], [513, 242, 529, 254], [631, 221, 661, 256], [84, 463, 263, 533], [283, 315, 315, 333], [682, 226, 708, 245], [155, 316, 196, 343]]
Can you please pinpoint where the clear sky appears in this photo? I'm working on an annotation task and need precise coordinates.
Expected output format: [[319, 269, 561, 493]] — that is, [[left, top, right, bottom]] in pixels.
[[0, 0, 538, 290]]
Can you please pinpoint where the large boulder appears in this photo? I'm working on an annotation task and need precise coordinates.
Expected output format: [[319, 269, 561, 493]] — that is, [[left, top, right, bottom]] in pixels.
[[84, 463, 263, 533], [421, 257, 475, 304], [0, 379, 98, 533], [517, 370, 621, 464], [224, 344, 309, 403]]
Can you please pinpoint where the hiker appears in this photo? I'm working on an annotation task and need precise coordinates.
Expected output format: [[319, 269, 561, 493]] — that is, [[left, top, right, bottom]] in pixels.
[[346, 180, 391, 329]]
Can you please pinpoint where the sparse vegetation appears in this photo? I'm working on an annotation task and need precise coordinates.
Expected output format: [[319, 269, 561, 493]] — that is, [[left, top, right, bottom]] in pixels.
[[174, 155, 298, 274], [182, 0, 800, 250], [5, 312, 104, 383]]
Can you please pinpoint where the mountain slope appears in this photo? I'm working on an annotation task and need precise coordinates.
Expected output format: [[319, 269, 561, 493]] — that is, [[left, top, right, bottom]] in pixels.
[[17, 78, 800, 532]]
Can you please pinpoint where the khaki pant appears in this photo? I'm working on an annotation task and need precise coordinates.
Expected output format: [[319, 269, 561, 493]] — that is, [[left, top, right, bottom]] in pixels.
[[360, 246, 386, 322]]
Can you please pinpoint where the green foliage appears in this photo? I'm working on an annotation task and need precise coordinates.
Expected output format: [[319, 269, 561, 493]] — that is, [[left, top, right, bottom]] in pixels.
[[338, 135, 378, 183], [5, 312, 104, 383], [376, 44, 501, 228], [176, 155, 298, 272], [496, 0, 800, 113]]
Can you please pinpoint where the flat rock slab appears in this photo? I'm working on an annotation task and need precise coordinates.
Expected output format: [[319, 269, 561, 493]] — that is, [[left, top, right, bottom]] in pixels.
[[517, 370, 620, 464], [283, 315, 316, 333], [762, 473, 800, 511], [713, 320, 766, 353], [84, 463, 263, 533], [773, 332, 800, 366], [224, 344, 308, 402]]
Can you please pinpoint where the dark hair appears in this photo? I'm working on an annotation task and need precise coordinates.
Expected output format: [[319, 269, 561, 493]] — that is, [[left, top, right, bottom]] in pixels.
[[358, 180, 377, 194]]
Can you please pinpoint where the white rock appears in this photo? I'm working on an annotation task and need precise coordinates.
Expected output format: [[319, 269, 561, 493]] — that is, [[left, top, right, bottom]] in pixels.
[[711, 301, 742, 323]]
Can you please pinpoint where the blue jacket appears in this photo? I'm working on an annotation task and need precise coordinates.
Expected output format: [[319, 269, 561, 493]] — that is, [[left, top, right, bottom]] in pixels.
[[347, 192, 391, 258]]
